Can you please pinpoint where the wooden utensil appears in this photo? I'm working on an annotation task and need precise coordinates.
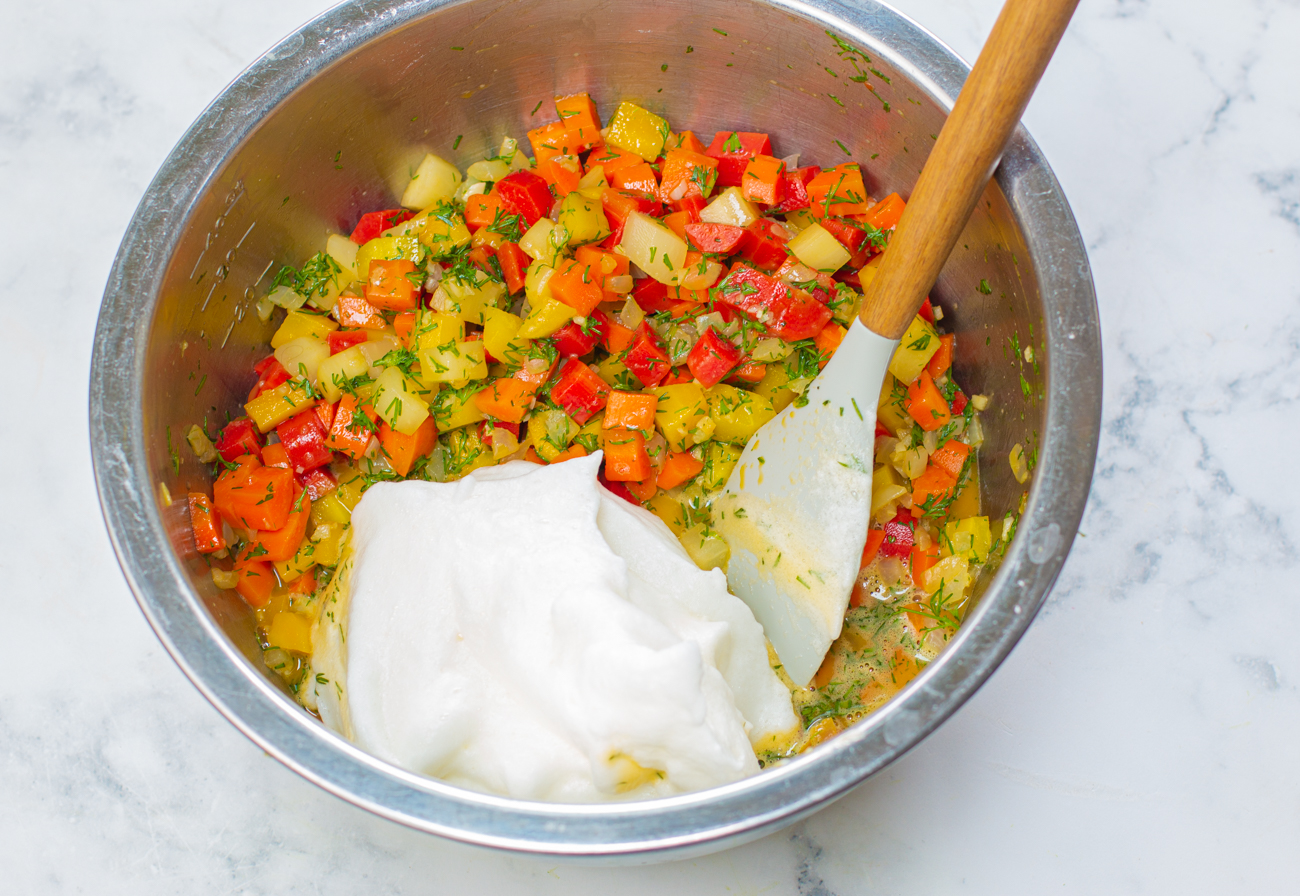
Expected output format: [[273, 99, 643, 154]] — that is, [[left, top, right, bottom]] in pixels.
[[714, 0, 1080, 686]]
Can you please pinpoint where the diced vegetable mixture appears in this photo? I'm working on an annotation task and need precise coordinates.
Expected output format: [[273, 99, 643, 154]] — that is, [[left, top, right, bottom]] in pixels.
[[185, 94, 1014, 762]]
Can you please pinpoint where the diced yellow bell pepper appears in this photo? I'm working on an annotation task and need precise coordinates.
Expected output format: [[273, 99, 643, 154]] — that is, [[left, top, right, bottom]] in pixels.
[[557, 191, 611, 246], [942, 515, 992, 563], [948, 464, 982, 519], [705, 384, 776, 445], [371, 367, 430, 435], [677, 523, 730, 570], [310, 492, 351, 525], [518, 297, 576, 339], [482, 308, 530, 366], [245, 382, 316, 432], [605, 101, 669, 162], [647, 492, 691, 535], [787, 222, 852, 273], [401, 153, 462, 209], [437, 270, 506, 325], [271, 309, 338, 349], [876, 374, 912, 436], [753, 363, 799, 413], [266, 611, 314, 654], [420, 209, 472, 256], [697, 442, 741, 491], [354, 235, 423, 280], [316, 345, 370, 403], [652, 382, 709, 451], [325, 233, 361, 284], [433, 385, 487, 430], [528, 407, 579, 461], [441, 426, 496, 479], [922, 555, 972, 601], [871, 464, 909, 515], [887, 315, 942, 384]]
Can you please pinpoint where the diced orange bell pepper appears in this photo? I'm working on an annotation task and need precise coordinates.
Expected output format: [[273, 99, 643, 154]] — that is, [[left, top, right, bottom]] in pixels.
[[324, 394, 377, 459], [813, 322, 847, 368], [863, 192, 906, 230], [731, 360, 766, 383], [474, 377, 537, 424], [333, 293, 388, 329], [603, 390, 658, 432], [659, 149, 719, 203], [662, 366, 695, 385], [603, 320, 636, 354], [906, 369, 952, 431], [741, 154, 786, 206], [365, 258, 418, 311], [610, 162, 659, 198], [602, 430, 652, 482], [378, 416, 438, 476], [188, 493, 225, 554], [929, 440, 971, 479], [808, 163, 869, 218], [213, 460, 296, 531], [464, 193, 506, 231], [911, 543, 940, 588], [656, 451, 704, 489], [625, 475, 658, 502], [926, 333, 955, 379], [549, 259, 604, 316], [232, 559, 275, 608], [252, 495, 311, 563], [663, 210, 691, 241], [911, 463, 958, 510]]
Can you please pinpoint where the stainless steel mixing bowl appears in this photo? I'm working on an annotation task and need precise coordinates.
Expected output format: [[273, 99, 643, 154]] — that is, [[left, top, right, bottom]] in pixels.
[[89, 0, 1100, 861]]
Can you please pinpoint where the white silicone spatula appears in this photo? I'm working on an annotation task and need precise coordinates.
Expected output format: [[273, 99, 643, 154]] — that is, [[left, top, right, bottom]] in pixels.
[[713, 0, 1080, 686]]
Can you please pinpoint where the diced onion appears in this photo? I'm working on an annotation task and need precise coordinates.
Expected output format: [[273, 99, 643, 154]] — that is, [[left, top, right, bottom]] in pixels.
[[267, 284, 306, 311], [605, 274, 634, 295]]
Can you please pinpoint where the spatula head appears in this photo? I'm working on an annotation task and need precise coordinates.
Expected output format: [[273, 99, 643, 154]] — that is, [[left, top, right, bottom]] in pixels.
[[713, 321, 899, 686]]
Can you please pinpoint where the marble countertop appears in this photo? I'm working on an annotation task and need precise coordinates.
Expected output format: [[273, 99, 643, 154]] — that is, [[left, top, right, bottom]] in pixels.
[[4, 0, 1297, 890]]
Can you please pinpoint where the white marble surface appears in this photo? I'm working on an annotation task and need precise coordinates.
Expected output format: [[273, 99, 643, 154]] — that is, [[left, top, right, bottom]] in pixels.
[[4, 0, 1298, 890]]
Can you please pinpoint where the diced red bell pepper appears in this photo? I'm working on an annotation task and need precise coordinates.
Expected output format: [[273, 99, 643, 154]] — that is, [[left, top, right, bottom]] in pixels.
[[350, 208, 415, 244], [493, 170, 555, 229], [879, 511, 915, 558], [950, 389, 969, 415], [249, 356, 291, 399], [685, 222, 748, 255], [704, 131, 774, 187], [918, 296, 935, 322], [715, 264, 833, 341], [737, 219, 790, 272], [327, 330, 368, 355], [550, 358, 612, 425], [670, 193, 707, 221], [497, 241, 529, 295], [552, 309, 610, 357], [275, 409, 334, 473], [214, 417, 263, 462], [622, 323, 672, 388], [188, 493, 225, 554], [299, 466, 337, 501], [477, 419, 520, 449], [776, 166, 820, 213], [686, 327, 744, 388], [819, 217, 868, 254], [597, 470, 640, 505], [632, 277, 674, 314]]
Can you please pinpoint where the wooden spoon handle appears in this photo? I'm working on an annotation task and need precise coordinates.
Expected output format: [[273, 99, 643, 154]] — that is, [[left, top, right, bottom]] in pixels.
[[859, 0, 1079, 339]]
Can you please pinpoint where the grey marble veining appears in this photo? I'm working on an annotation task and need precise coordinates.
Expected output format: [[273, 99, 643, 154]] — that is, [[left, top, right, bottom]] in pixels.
[[3, 0, 1298, 891]]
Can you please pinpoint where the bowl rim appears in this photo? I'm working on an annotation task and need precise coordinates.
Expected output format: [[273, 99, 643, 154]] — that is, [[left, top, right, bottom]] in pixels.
[[89, 0, 1101, 860]]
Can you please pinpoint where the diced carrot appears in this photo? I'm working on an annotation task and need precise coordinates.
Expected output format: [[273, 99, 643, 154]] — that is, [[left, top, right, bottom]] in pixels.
[[929, 440, 971, 479], [672, 130, 707, 154], [911, 543, 940, 588], [393, 311, 418, 347], [333, 293, 388, 329], [812, 652, 837, 689], [286, 566, 317, 596], [741, 154, 786, 206], [861, 528, 886, 566], [260, 443, 291, 468], [188, 493, 225, 554], [233, 559, 275, 608], [911, 463, 958, 510], [524, 446, 546, 465], [378, 416, 438, 476], [586, 145, 645, 177], [251, 496, 311, 563], [527, 119, 577, 162], [574, 244, 630, 282], [474, 377, 536, 423], [324, 394, 376, 459], [603, 390, 658, 432], [656, 451, 704, 489], [314, 400, 335, 433], [906, 370, 952, 431], [663, 210, 691, 241], [603, 321, 636, 354], [365, 258, 418, 311], [555, 92, 603, 143], [625, 475, 658, 502], [662, 366, 695, 385], [863, 193, 906, 230], [813, 322, 847, 368], [730, 360, 766, 383], [550, 259, 604, 316], [550, 443, 589, 464], [464, 193, 506, 231], [602, 430, 652, 481], [926, 333, 954, 378], [541, 155, 584, 197]]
